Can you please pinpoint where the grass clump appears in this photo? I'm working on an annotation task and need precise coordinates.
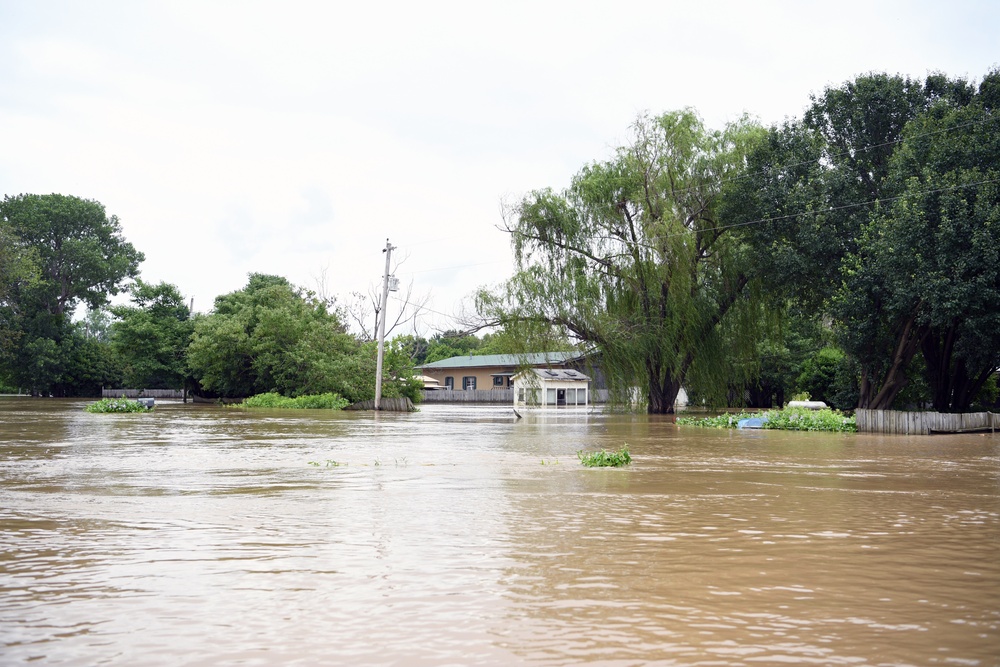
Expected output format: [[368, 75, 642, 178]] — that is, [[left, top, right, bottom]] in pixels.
[[85, 398, 153, 413], [678, 407, 856, 432], [238, 392, 350, 410], [578, 445, 632, 467]]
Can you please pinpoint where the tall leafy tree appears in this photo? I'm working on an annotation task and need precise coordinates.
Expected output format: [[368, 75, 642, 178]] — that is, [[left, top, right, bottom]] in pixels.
[[187, 273, 419, 402], [0, 194, 143, 395], [728, 72, 991, 410], [110, 280, 194, 389], [843, 74, 1000, 411], [479, 111, 768, 413], [1, 194, 144, 316], [0, 219, 38, 365]]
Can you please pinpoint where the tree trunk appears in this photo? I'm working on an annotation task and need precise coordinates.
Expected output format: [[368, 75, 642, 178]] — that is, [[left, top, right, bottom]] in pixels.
[[923, 324, 993, 412], [857, 315, 927, 410], [647, 375, 682, 414]]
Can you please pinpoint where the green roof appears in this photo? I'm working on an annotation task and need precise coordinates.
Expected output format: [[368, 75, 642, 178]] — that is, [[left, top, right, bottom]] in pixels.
[[416, 352, 582, 370]]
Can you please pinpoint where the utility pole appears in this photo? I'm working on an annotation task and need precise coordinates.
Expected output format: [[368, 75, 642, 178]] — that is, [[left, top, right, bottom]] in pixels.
[[374, 239, 395, 410]]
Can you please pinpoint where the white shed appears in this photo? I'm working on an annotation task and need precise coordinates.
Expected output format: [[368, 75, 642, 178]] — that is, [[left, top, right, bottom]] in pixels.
[[512, 368, 591, 407]]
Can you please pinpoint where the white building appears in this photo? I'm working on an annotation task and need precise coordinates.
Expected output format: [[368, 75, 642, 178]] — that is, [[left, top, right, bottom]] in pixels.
[[512, 368, 591, 408]]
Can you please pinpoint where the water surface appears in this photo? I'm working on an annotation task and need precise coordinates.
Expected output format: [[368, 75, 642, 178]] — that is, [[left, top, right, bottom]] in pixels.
[[1, 398, 997, 665]]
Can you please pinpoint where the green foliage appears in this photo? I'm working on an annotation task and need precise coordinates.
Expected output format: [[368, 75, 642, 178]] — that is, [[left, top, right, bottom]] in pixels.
[[187, 274, 352, 398], [238, 392, 349, 409], [110, 280, 193, 389], [422, 331, 484, 363], [0, 221, 38, 361], [0, 194, 142, 396], [678, 407, 857, 432], [187, 274, 419, 403], [480, 110, 769, 413], [729, 70, 999, 411], [577, 446, 632, 467], [971, 374, 999, 411], [795, 347, 859, 410], [0, 194, 143, 316], [85, 397, 153, 413]]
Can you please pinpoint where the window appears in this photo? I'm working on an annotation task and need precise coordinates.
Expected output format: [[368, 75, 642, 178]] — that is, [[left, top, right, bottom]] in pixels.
[[518, 388, 525, 403], [546, 388, 556, 405], [444, 376, 454, 390], [565, 388, 576, 405], [463, 376, 477, 390], [578, 388, 586, 405], [493, 375, 505, 387]]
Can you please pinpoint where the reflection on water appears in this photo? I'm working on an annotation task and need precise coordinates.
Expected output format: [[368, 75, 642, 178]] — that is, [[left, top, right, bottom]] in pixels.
[[1, 398, 997, 665]]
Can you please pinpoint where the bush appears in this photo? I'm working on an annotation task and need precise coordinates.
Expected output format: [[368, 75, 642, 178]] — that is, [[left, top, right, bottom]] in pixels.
[[578, 446, 632, 467], [795, 347, 859, 410], [85, 397, 153, 413], [678, 407, 856, 432], [238, 392, 349, 410]]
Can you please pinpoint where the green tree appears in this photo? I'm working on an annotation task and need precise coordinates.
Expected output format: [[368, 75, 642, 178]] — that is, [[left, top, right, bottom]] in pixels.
[[187, 273, 417, 403], [850, 75, 1000, 411], [0, 194, 143, 395], [110, 280, 194, 389], [479, 111, 767, 413], [423, 330, 483, 363], [728, 72, 991, 410], [0, 218, 38, 365]]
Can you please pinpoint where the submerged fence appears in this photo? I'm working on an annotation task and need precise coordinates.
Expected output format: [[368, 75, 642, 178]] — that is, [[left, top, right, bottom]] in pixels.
[[856, 409, 999, 435], [345, 397, 416, 412], [102, 388, 185, 399], [422, 389, 513, 403]]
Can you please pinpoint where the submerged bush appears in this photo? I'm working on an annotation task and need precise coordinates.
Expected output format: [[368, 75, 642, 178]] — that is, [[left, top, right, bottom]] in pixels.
[[678, 407, 856, 432], [238, 392, 349, 410], [578, 446, 632, 467], [85, 398, 153, 413]]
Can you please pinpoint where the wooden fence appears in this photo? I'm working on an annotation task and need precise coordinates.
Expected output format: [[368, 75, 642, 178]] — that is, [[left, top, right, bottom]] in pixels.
[[345, 397, 417, 412], [102, 388, 185, 399], [856, 409, 999, 435], [422, 389, 513, 404]]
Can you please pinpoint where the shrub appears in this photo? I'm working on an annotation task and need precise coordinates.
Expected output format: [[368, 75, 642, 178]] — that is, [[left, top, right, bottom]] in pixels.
[[85, 397, 153, 413], [578, 446, 632, 467], [678, 407, 856, 432], [238, 392, 349, 410]]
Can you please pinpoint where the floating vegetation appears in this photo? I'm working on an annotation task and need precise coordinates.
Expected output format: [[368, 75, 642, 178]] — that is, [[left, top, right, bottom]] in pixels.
[[84, 398, 153, 413], [238, 392, 349, 410], [578, 446, 632, 467], [677, 407, 857, 432], [308, 460, 344, 467]]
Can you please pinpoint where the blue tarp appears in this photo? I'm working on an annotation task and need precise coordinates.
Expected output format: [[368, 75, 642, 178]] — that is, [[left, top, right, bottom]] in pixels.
[[737, 417, 766, 429]]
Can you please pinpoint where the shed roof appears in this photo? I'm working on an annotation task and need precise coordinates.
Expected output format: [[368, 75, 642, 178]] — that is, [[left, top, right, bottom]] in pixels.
[[515, 368, 591, 382]]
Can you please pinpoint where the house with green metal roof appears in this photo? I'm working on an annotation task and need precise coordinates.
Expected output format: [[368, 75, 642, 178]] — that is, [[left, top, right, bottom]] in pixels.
[[416, 352, 585, 393]]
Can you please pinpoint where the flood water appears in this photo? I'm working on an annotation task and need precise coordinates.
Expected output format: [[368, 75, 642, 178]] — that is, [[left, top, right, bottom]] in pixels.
[[1, 397, 998, 666]]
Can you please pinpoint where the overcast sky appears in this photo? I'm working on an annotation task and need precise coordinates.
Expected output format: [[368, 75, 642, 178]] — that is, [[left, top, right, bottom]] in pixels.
[[1, 0, 997, 335]]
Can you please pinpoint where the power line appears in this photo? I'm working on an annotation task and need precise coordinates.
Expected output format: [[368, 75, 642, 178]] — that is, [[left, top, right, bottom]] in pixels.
[[508, 176, 1000, 254]]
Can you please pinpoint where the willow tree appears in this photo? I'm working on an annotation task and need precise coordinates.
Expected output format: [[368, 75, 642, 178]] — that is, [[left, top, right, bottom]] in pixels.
[[478, 111, 768, 413]]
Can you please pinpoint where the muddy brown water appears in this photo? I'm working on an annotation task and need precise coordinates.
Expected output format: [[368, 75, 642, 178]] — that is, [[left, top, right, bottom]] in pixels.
[[1, 397, 997, 666]]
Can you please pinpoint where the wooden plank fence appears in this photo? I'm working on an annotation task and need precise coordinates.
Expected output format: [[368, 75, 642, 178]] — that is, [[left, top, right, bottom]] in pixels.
[[345, 397, 417, 412], [102, 388, 185, 399], [422, 389, 513, 404], [856, 409, 1000, 435]]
